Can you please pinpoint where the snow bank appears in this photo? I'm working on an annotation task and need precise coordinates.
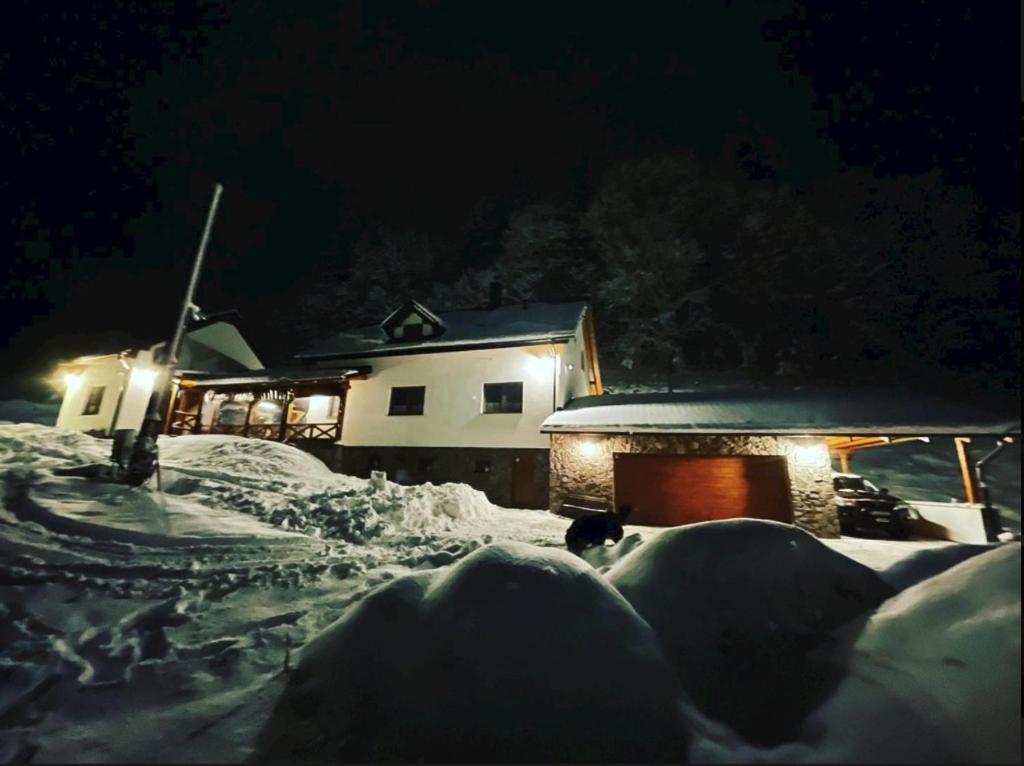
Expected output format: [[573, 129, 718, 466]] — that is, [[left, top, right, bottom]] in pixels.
[[256, 542, 689, 763], [607, 519, 895, 745], [879, 542, 994, 591], [0, 399, 59, 426], [789, 543, 1021, 764], [158, 434, 336, 484]]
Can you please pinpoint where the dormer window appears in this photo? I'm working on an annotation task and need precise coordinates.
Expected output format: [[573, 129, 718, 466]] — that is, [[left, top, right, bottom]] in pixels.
[[380, 300, 446, 343]]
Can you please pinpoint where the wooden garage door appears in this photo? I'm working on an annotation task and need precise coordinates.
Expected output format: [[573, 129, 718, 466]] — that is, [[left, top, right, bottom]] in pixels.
[[613, 454, 793, 527]]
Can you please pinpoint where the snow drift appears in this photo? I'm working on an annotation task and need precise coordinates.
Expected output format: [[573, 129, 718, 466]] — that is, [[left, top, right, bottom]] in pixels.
[[255, 542, 690, 763], [786, 543, 1021, 764], [607, 518, 896, 745]]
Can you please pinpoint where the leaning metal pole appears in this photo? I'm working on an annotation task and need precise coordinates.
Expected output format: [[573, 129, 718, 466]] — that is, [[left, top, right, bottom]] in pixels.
[[125, 183, 224, 486]]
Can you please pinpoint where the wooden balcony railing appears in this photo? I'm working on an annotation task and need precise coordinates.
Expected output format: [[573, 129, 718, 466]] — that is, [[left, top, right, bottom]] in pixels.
[[284, 422, 341, 442], [168, 411, 200, 435]]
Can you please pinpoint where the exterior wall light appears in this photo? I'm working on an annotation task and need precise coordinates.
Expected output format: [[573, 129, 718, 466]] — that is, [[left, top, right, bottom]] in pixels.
[[130, 367, 158, 391], [790, 439, 826, 467], [579, 439, 600, 458], [63, 372, 83, 393]]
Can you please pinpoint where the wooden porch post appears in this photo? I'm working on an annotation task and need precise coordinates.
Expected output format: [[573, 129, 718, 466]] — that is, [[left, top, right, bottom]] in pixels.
[[954, 437, 977, 504], [838, 452, 850, 474], [243, 398, 255, 438], [278, 394, 293, 442]]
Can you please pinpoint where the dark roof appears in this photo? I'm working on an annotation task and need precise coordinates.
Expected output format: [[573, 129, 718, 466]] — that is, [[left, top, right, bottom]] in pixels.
[[297, 300, 588, 361], [541, 387, 1021, 436]]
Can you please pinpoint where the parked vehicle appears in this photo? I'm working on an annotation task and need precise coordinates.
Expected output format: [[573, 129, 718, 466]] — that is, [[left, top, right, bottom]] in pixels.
[[833, 472, 919, 539]]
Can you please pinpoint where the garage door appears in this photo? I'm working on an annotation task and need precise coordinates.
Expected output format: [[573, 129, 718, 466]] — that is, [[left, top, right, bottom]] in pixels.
[[613, 454, 793, 527]]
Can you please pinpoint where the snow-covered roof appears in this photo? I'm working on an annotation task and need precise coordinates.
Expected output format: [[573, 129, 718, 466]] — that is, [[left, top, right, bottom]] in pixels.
[[296, 301, 588, 361], [540, 389, 1021, 436]]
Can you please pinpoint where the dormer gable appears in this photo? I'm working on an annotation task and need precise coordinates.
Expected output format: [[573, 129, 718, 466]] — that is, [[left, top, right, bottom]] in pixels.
[[380, 300, 447, 342]]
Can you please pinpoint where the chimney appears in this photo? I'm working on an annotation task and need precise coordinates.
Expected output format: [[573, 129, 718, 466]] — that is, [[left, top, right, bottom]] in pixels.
[[488, 279, 503, 309]]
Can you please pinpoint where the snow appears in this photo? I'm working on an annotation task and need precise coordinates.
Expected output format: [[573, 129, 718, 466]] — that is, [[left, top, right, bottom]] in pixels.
[[256, 542, 689, 762], [296, 300, 587, 359], [768, 543, 1020, 764], [0, 399, 59, 426], [0, 422, 1019, 762], [540, 388, 1020, 435], [607, 519, 896, 745]]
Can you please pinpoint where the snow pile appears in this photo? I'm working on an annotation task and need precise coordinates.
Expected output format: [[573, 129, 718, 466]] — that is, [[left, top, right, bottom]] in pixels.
[[0, 422, 108, 469], [607, 519, 895, 745], [255, 542, 690, 763], [784, 543, 1021, 764], [0, 400, 59, 426], [879, 542, 994, 591], [159, 434, 337, 484]]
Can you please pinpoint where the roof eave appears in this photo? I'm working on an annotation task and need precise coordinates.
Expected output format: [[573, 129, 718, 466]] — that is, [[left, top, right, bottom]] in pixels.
[[296, 334, 577, 361]]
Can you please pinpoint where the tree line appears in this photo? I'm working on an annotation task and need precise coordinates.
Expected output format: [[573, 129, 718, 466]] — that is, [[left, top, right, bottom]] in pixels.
[[270, 152, 1020, 401]]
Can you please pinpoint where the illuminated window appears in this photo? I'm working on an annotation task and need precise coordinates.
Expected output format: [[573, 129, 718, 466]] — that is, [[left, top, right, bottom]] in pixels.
[[388, 386, 425, 416], [81, 386, 105, 416], [483, 382, 523, 414]]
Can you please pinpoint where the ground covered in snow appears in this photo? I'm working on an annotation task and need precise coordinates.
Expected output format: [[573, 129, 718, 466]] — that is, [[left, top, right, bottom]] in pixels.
[[0, 423, 1019, 763]]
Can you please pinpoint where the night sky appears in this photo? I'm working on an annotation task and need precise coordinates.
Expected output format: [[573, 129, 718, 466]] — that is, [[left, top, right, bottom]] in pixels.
[[2, 0, 1020, 399]]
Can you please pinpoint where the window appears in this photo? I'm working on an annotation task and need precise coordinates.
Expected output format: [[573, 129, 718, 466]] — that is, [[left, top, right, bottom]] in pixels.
[[81, 386, 105, 416], [388, 386, 425, 415], [483, 382, 523, 414]]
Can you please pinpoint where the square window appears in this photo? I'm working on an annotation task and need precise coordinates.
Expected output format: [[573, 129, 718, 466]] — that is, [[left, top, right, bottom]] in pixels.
[[482, 382, 523, 414], [388, 386, 425, 415], [474, 459, 492, 474], [81, 386, 105, 416]]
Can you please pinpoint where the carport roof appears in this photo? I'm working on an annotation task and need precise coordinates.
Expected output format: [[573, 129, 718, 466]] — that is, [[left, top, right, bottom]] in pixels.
[[540, 388, 1021, 436]]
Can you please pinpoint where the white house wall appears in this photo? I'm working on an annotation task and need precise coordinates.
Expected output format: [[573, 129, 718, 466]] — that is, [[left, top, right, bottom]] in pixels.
[[56, 356, 127, 434], [334, 343, 570, 449], [56, 352, 163, 435]]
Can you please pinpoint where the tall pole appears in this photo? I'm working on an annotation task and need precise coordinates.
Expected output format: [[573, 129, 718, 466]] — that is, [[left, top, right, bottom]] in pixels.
[[125, 182, 224, 486], [166, 183, 223, 366]]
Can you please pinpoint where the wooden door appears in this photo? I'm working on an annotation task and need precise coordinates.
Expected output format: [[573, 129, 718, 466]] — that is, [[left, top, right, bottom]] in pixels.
[[613, 454, 793, 527], [512, 452, 549, 510]]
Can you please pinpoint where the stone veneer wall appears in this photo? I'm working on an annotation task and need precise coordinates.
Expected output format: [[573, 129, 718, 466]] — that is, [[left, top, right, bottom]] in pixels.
[[549, 433, 840, 538]]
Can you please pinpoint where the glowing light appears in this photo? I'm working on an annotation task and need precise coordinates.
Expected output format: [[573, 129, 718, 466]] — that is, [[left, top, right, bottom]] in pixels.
[[579, 440, 600, 458], [63, 373, 83, 392], [790, 440, 824, 466], [130, 366, 158, 390], [524, 353, 550, 377]]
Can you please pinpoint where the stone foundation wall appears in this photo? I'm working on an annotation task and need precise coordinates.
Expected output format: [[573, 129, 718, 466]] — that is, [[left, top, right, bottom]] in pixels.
[[549, 433, 839, 537]]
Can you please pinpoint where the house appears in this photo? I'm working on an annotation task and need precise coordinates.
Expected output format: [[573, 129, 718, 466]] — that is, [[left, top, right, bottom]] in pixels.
[[540, 388, 1020, 539], [165, 294, 602, 508], [55, 320, 263, 437]]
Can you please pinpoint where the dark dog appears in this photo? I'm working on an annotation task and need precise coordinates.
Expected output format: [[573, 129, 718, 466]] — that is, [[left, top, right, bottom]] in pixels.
[[565, 504, 635, 556]]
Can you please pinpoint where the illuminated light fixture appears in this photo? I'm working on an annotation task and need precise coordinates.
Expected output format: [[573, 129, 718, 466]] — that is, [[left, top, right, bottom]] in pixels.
[[790, 439, 824, 466], [130, 367, 158, 390], [579, 439, 600, 458], [567, 363, 575, 371], [63, 372, 83, 392]]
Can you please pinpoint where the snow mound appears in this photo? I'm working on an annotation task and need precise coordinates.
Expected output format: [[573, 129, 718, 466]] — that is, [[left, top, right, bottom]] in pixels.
[[793, 543, 1021, 763], [0, 400, 59, 426], [0, 422, 108, 468], [256, 542, 689, 763], [159, 434, 336, 483], [879, 542, 995, 591], [607, 518, 895, 745]]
